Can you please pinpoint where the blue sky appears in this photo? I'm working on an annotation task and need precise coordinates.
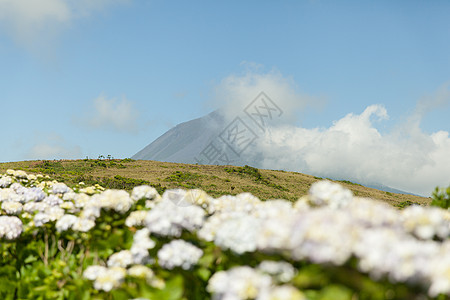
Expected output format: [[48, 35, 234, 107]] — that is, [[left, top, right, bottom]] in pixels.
[[1, 1, 449, 194]]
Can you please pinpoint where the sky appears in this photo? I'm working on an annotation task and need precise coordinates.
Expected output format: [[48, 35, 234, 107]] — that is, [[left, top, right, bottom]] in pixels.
[[0, 0, 449, 196]]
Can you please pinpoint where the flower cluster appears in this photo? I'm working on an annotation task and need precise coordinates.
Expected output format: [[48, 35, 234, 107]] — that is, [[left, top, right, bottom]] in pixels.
[[2, 169, 450, 299], [207, 266, 305, 300], [107, 250, 134, 268], [0, 215, 23, 239], [198, 180, 450, 297], [0, 175, 12, 188], [257, 261, 296, 283], [157, 239, 203, 270], [144, 193, 205, 237], [307, 179, 353, 208], [207, 266, 272, 299], [83, 265, 127, 292], [130, 228, 155, 265], [131, 185, 160, 202], [0, 170, 134, 238], [89, 189, 134, 214], [401, 205, 450, 240]]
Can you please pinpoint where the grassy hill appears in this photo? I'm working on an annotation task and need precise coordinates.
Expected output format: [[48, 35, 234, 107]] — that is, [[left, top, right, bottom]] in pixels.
[[0, 159, 430, 208]]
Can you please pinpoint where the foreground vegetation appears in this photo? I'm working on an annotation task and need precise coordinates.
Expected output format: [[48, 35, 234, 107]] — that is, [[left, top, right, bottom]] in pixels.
[[0, 162, 449, 299]]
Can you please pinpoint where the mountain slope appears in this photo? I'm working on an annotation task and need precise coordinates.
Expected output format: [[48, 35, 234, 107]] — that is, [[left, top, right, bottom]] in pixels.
[[132, 110, 226, 163]]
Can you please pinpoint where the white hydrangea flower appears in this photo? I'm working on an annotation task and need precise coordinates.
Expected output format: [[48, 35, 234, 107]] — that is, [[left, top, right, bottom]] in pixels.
[[293, 196, 311, 212], [62, 192, 77, 201], [23, 201, 50, 213], [184, 189, 212, 208], [26, 174, 37, 181], [21, 212, 33, 219], [257, 261, 296, 283], [93, 189, 134, 214], [79, 186, 97, 195], [0, 215, 23, 239], [127, 265, 154, 281], [157, 240, 203, 270], [55, 214, 78, 232], [401, 205, 450, 240], [83, 265, 107, 280], [93, 266, 126, 292], [131, 228, 155, 265], [353, 228, 439, 283], [51, 183, 71, 194], [161, 189, 189, 207], [131, 185, 160, 201], [208, 193, 261, 214], [11, 170, 28, 179], [9, 183, 27, 199], [428, 241, 450, 297], [145, 198, 205, 237], [0, 188, 13, 202], [43, 195, 64, 206], [197, 212, 228, 242], [80, 202, 101, 220], [252, 200, 293, 219], [72, 193, 91, 208], [107, 250, 133, 268], [125, 210, 149, 227], [308, 180, 353, 209], [128, 265, 165, 289], [347, 197, 400, 228], [1, 201, 23, 215], [199, 205, 296, 255], [289, 208, 356, 265], [23, 187, 46, 202], [33, 206, 65, 227], [0, 176, 13, 188], [72, 218, 95, 232], [257, 285, 305, 300], [33, 213, 51, 227], [59, 201, 76, 211], [207, 266, 272, 300], [256, 215, 297, 253], [214, 214, 260, 254], [131, 246, 152, 266]]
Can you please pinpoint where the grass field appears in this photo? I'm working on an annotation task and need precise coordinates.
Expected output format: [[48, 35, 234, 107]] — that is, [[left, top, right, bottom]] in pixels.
[[0, 158, 430, 208]]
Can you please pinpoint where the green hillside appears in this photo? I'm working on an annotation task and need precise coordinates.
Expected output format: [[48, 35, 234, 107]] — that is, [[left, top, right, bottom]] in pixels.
[[0, 159, 431, 208]]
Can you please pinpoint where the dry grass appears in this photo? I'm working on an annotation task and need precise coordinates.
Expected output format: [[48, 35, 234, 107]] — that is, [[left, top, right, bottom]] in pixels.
[[0, 159, 431, 207]]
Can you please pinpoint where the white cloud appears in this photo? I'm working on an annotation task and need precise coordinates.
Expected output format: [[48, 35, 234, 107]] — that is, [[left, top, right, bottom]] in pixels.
[[249, 102, 450, 196], [0, 0, 129, 51], [211, 68, 450, 196], [26, 133, 82, 160], [407, 82, 450, 132], [80, 94, 140, 133], [210, 65, 324, 124]]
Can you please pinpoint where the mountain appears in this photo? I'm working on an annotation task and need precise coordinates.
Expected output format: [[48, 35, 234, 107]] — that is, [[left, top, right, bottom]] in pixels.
[[364, 183, 422, 196], [133, 110, 227, 164]]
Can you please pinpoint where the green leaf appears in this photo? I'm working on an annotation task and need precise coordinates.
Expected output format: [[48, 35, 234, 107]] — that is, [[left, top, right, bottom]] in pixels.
[[153, 275, 184, 300], [24, 255, 38, 264], [318, 285, 353, 300], [196, 268, 211, 281]]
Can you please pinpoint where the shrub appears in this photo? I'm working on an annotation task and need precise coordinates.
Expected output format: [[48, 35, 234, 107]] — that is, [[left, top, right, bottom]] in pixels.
[[431, 185, 450, 209]]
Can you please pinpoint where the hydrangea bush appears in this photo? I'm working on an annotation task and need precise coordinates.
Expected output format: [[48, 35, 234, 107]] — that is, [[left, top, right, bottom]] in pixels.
[[0, 169, 449, 299]]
